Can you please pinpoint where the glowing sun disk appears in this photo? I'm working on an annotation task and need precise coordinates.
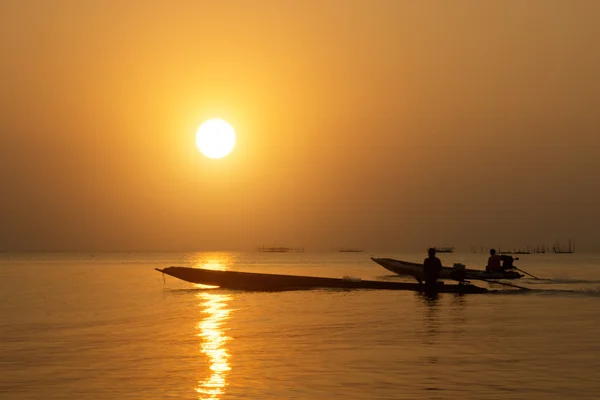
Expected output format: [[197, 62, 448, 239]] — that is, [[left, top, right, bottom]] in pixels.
[[196, 119, 236, 159]]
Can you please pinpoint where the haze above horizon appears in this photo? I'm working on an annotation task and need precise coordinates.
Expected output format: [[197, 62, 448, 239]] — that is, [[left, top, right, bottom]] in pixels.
[[1, 1, 599, 252]]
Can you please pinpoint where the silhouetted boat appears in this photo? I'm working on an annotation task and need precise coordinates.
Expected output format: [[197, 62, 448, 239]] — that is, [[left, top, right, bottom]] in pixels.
[[371, 258, 524, 280], [156, 267, 489, 294]]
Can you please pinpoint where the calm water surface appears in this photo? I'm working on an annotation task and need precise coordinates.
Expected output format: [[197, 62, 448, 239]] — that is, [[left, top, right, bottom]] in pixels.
[[1, 252, 600, 399]]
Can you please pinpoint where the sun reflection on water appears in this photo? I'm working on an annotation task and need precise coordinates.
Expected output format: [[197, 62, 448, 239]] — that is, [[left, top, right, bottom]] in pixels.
[[188, 251, 237, 271], [195, 292, 233, 399]]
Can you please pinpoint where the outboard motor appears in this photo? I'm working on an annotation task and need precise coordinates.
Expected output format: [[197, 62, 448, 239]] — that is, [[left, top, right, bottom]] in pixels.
[[450, 263, 467, 282], [500, 255, 515, 270]]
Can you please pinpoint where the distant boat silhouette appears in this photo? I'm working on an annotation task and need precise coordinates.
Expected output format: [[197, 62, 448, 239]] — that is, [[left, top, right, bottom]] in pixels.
[[433, 246, 454, 253], [259, 245, 305, 253], [337, 247, 364, 253]]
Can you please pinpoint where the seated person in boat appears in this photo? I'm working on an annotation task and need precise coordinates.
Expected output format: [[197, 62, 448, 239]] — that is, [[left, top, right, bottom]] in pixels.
[[486, 248, 502, 272], [423, 248, 443, 287]]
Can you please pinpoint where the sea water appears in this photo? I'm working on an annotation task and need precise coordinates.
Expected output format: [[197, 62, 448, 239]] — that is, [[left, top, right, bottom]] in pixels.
[[1, 251, 600, 399]]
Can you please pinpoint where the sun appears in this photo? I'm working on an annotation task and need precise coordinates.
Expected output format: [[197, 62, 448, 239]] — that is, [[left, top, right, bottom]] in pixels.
[[196, 119, 236, 159]]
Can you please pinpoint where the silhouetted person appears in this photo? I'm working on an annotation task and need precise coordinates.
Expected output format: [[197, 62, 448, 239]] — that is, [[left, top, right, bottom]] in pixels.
[[486, 249, 502, 272], [423, 248, 443, 290]]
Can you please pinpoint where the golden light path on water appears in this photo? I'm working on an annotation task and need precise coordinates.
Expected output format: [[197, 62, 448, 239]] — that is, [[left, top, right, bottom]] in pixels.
[[196, 292, 232, 399], [193, 254, 234, 399]]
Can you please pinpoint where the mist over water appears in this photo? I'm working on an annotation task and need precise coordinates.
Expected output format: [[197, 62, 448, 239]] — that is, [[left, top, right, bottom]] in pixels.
[[1, 252, 600, 399]]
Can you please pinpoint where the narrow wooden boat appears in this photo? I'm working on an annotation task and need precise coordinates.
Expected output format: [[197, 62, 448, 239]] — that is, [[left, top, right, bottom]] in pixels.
[[156, 267, 489, 294], [371, 257, 524, 280]]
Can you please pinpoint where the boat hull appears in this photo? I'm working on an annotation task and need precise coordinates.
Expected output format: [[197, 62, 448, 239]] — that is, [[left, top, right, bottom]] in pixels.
[[371, 258, 524, 280], [156, 267, 489, 294]]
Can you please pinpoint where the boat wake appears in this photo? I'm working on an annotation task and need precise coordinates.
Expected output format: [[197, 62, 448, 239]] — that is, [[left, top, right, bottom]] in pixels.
[[523, 278, 600, 285], [490, 287, 600, 298], [378, 274, 600, 297]]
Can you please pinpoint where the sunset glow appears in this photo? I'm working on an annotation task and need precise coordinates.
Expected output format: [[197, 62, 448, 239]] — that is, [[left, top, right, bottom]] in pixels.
[[196, 119, 236, 159], [2, 1, 598, 251]]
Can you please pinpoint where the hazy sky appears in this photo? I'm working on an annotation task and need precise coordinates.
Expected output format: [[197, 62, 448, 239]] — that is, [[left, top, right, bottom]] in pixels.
[[2, 1, 599, 252]]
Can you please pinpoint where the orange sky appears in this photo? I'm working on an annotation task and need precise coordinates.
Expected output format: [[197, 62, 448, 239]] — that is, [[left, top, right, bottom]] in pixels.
[[1, 1, 599, 251]]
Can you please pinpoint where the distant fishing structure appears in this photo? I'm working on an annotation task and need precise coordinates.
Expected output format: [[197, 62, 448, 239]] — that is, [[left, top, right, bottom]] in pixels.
[[258, 245, 305, 253], [553, 238, 575, 254], [470, 241, 571, 254], [336, 247, 364, 253], [498, 247, 531, 254], [470, 246, 485, 254], [433, 246, 454, 253]]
